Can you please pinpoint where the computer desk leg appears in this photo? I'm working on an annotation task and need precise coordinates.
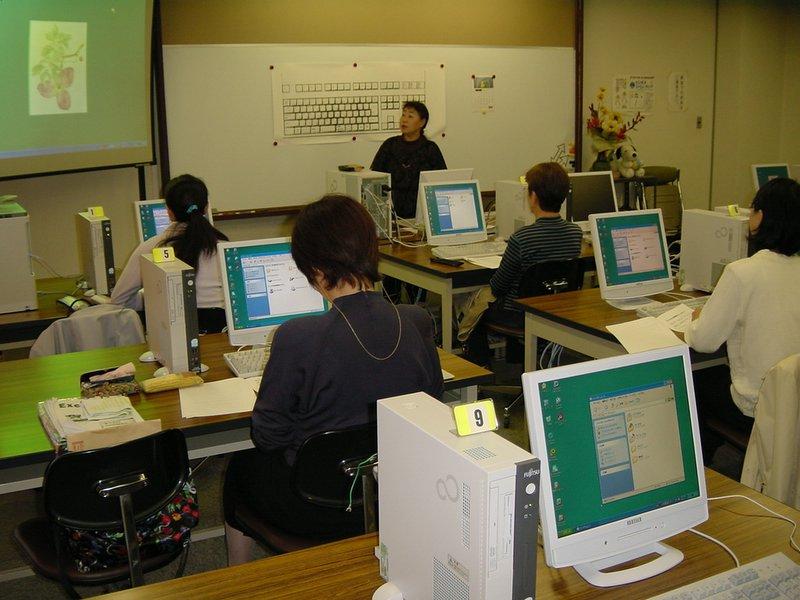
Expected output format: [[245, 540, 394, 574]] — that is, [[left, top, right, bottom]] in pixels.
[[524, 316, 539, 373], [458, 385, 478, 402]]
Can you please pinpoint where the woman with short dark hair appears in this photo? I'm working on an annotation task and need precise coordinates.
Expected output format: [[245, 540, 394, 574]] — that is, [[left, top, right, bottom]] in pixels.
[[223, 194, 444, 565]]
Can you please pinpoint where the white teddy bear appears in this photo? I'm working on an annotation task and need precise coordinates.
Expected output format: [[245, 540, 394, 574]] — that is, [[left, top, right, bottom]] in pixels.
[[612, 143, 645, 178]]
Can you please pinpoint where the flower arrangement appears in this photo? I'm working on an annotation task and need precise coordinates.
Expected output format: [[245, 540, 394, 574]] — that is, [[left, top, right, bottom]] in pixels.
[[586, 87, 644, 159]]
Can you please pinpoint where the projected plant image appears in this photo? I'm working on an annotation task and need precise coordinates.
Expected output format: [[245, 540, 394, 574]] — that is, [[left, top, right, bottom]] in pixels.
[[29, 21, 87, 115]]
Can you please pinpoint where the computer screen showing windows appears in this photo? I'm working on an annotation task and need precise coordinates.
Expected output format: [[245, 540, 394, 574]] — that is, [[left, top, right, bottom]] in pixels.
[[134, 199, 215, 243], [523, 345, 707, 587], [590, 209, 673, 308], [415, 168, 475, 224], [751, 164, 790, 191], [567, 171, 618, 231], [218, 238, 329, 346], [421, 180, 487, 246]]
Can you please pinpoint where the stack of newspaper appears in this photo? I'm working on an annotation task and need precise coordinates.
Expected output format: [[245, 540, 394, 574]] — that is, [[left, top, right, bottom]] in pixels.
[[38, 396, 144, 450]]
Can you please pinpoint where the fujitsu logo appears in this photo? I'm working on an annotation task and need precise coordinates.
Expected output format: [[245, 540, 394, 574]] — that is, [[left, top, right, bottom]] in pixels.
[[627, 517, 642, 526]]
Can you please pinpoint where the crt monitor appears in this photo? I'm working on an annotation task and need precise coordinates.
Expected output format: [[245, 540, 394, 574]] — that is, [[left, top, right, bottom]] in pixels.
[[522, 345, 707, 587], [567, 171, 618, 232], [218, 238, 329, 347], [589, 208, 673, 309], [414, 168, 475, 224], [421, 180, 487, 246], [751, 164, 790, 191], [134, 199, 215, 243]]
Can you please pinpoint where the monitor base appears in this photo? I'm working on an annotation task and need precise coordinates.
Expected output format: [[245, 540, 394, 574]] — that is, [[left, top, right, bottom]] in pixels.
[[605, 296, 656, 310], [573, 541, 684, 587]]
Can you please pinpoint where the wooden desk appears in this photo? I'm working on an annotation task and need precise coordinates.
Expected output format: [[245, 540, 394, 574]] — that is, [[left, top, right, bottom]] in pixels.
[[516, 283, 725, 372], [98, 469, 800, 599], [0, 277, 74, 350], [378, 241, 593, 352], [0, 334, 491, 495]]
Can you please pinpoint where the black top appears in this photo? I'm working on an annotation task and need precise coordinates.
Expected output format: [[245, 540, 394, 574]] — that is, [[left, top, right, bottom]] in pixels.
[[371, 135, 447, 218], [251, 291, 444, 464]]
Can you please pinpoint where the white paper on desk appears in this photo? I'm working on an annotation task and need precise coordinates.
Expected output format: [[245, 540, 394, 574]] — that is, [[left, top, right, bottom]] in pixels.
[[179, 378, 256, 418], [465, 255, 502, 269], [244, 376, 262, 392], [658, 304, 694, 333], [442, 369, 455, 381], [606, 317, 686, 353]]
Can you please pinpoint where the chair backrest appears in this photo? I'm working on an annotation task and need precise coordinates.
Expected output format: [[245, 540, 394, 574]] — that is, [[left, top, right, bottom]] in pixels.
[[30, 304, 145, 357], [43, 429, 189, 530], [643, 166, 683, 235], [741, 353, 800, 509], [292, 423, 377, 509], [518, 258, 583, 298]]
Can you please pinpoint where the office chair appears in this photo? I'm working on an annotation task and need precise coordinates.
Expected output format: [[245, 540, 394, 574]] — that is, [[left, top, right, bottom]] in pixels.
[[231, 423, 378, 554], [14, 429, 192, 598], [484, 258, 584, 427], [642, 166, 683, 236], [741, 353, 800, 509]]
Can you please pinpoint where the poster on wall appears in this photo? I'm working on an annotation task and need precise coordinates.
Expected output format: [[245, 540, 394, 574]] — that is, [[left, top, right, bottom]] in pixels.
[[471, 75, 495, 113], [271, 62, 445, 145], [613, 75, 655, 114]]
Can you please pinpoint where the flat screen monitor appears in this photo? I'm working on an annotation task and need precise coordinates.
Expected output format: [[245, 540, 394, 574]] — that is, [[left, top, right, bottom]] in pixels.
[[134, 199, 215, 243], [421, 180, 487, 246], [751, 164, 790, 191], [589, 209, 673, 309], [522, 345, 707, 587], [567, 171, 618, 232], [218, 238, 329, 347], [415, 168, 475, 224]]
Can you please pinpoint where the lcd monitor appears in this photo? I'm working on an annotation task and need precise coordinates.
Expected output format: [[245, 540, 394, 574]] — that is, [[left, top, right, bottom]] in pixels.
[[589, 209, 673, 309], [567, 171, 619, 232], [218, 238, 329, 347], [522, 345, 708, 587], [134, 199, 215, 243], [415, 168, 475, 225], [751, 164, 790, 191], [421, 180, 487, 246]]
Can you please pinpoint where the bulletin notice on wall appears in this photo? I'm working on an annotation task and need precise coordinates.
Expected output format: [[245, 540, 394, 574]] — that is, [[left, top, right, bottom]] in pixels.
[[271, 62, 446, 145], [613, 75, 655, 114]]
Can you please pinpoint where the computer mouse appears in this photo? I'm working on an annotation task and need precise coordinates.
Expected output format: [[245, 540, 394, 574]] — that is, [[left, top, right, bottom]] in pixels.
[[153, 366, 171, 378], [139, 350, 157, 363], [83, 288, 96, 297], [71, 300, 90, 311], [680, 284, 695, 292], [199, 363, 210, 373]]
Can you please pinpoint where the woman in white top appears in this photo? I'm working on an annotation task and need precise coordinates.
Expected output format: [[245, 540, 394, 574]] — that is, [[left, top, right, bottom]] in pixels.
[[686, 177, 800, 451], [111, 174, 229, 333]]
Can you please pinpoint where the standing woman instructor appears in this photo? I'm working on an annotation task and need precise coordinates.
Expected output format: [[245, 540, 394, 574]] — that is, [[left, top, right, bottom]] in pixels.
[[371, 101, 447, 219]]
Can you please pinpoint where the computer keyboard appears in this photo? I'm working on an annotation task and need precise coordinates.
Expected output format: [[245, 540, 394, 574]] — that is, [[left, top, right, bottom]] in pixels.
[[279, 80, 425, 138], [223, 347, 271, 379], [431, 240, 508, 260], [649, 553, 800, 599], [635, 296, 709, 319]]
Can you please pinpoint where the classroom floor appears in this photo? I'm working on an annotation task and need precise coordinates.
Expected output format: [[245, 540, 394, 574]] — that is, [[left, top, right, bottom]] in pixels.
[[0, 349, 743, 597]]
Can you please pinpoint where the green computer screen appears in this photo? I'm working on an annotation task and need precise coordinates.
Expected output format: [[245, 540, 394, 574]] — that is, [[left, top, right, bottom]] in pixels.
[[537, 355, 700, 538], [138, 202, 169, 241], [424, 181, 485, 236], [595, 212, 670, 287]]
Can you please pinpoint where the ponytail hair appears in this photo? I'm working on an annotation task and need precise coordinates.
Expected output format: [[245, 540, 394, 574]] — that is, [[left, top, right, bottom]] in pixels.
[[160, 174, 228, 269]]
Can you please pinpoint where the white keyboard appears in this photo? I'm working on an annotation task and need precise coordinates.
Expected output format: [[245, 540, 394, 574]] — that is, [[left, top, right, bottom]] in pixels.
[[636, 296, 710, 319], [223, 347, 271, 379], [431, 240, 508, 260], [649, 553, 800, 599]]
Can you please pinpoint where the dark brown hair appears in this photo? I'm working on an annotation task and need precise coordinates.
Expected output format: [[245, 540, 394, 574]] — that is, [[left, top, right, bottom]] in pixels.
[[403, 101, 429, 132], [291, 194, 380, 290], [525, 162, 570, 213], [749, 177, 800, 256]]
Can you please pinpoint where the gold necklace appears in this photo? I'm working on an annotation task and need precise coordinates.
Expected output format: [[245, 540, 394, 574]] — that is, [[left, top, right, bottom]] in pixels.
[[330, 295, 402, 361]]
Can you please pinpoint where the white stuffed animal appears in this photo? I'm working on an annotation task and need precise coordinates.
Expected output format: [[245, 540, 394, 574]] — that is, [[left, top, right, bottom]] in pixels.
[[612, 144, 645, 178]]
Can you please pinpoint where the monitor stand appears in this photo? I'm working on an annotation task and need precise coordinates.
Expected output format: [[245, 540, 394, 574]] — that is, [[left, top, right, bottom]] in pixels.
[[573, 541, 684, 587], [605, 296, 655, 310]]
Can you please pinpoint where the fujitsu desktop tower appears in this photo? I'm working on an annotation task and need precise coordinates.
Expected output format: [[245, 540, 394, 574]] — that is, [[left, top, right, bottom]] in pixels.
[[0, 201, 37, 314], [679, 209, 749, 292], [325, 169, 391, 238], [76, 211, 116, 295], [140, 255, 201, 373], [376, 392, 540, 599]]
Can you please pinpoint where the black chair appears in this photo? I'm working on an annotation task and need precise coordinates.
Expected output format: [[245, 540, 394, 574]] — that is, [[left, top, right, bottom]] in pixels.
[[14, 429, 192, 598], [231, 423, 378, 554], [484, 259, 584, 426]]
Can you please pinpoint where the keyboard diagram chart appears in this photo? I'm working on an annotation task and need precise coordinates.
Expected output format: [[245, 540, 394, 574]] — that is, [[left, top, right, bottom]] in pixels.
[[271, 63, 445, 143]]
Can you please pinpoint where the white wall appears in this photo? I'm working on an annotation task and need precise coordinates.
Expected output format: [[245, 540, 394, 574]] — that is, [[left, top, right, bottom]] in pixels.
[[583, 0, 717, 209]]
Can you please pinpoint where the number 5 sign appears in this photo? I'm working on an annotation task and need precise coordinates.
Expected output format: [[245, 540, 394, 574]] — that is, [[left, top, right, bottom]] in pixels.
[[453, 400, 498, 436]]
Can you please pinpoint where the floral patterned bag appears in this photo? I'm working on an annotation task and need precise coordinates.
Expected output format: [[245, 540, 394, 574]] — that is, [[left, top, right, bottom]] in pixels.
[[62, 481, 199, 573]]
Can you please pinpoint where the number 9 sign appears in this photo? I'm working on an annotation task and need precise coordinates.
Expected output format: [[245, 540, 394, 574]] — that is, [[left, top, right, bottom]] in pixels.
[[453, 400, 498, 436]]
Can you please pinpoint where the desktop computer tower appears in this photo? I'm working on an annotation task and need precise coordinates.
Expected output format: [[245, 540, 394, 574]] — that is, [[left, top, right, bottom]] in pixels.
[[377, 392, 540, 599], [325, 169, 391, 238], [140, 255, 201, 373], [0, 201, 37, 314], [495, 180, 533, 241], [679, 209, 749, 292], [76, 211, 116, 295]]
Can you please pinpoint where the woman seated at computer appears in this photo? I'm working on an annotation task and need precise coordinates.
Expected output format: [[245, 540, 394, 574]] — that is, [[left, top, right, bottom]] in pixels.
[[223, 194, 444, 565], [371, 100, 447, 219], [686, 177, 800, 443], [111, 174, 229, 334]]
